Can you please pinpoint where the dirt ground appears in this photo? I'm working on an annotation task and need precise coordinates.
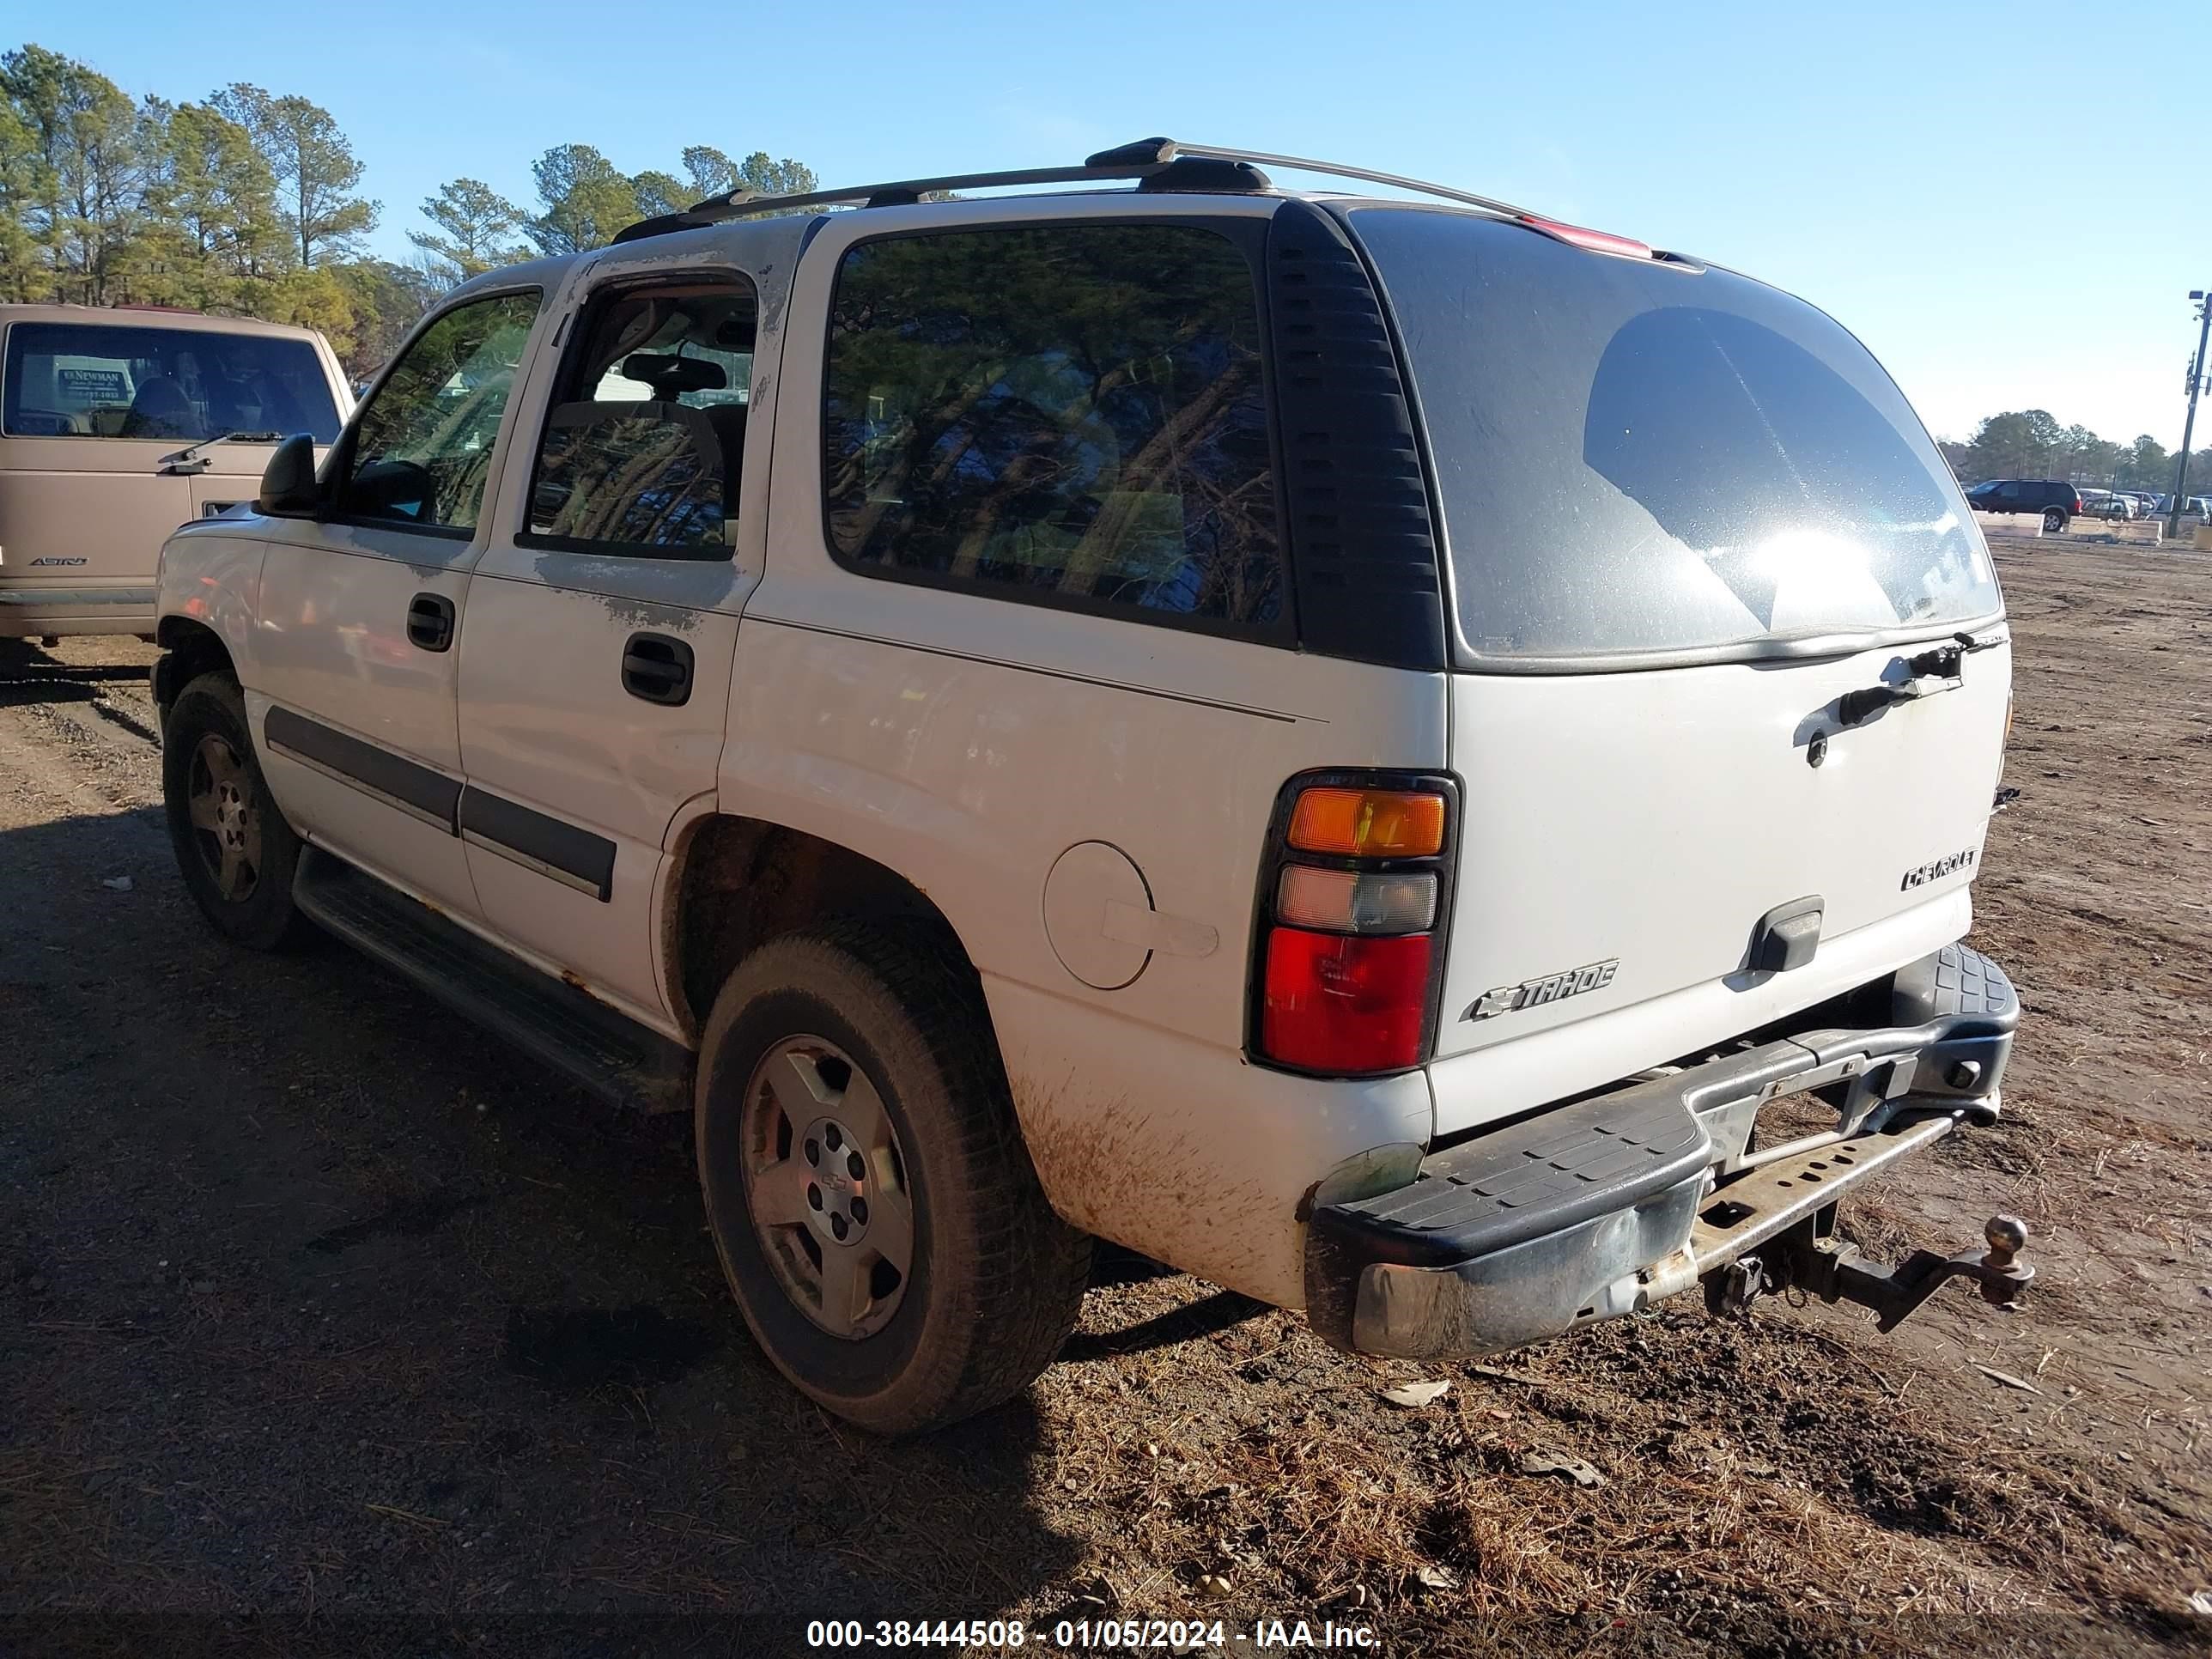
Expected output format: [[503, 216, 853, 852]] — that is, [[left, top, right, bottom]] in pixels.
[[3, 538, 2207, 1658]]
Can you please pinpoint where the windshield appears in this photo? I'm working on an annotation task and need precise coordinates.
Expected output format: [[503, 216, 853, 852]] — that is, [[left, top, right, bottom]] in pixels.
[[1346, 207, 2001, 665], [2, 321, 342, 445]]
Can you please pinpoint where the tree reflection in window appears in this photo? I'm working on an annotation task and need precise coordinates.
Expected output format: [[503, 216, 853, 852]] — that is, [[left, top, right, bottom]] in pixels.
[[348, 290, 540, 531], [824, 224, 1282, 629], [530, 402, 728, 556]]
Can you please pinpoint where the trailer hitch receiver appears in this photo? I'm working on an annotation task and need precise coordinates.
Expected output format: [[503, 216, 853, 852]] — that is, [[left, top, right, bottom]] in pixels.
[[1776, 1212, 2034, 1332]]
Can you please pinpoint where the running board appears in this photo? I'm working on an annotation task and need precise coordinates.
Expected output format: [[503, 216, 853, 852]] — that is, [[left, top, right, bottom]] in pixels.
[[292, 847, 693, 1113]]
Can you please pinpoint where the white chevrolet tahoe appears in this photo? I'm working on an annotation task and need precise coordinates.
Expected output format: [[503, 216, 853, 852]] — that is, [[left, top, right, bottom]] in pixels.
[[150, 140, 2030, 1434]]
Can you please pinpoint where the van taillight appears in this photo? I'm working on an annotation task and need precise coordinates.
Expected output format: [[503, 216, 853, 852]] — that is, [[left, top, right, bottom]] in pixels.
[[1254, 778, 1452, 1076]]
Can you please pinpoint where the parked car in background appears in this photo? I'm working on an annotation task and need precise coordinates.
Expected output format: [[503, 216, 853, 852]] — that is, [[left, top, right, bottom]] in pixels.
[[2082, 491, 2136, 520], [0, 305, 351, 641], [2142, 495, 2211, 521], [1965, 478, 2081, 531]]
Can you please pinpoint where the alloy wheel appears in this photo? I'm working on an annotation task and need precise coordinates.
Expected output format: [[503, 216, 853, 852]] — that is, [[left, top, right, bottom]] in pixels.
[[738, 1036, 915, 1340], [185, 733, 262, 902]]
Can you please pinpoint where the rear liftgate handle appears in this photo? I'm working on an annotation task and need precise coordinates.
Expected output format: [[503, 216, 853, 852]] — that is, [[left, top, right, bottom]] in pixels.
[[622, 632, 694, 707], [406, 592, 455, 653]]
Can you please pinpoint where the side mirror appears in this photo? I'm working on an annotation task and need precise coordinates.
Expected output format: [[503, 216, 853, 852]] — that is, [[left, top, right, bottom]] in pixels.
[[256, 433, 321, 518]]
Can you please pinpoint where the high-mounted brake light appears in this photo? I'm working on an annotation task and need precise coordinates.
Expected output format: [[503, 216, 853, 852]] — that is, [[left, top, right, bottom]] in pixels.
[[1254, 775, 1454, 1076], [1287, 788, 1446, 859], [1516, 215, 1655, 260]]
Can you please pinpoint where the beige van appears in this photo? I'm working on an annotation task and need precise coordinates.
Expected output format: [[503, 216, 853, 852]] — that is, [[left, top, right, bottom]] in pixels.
[[0, 305, 351, 640]]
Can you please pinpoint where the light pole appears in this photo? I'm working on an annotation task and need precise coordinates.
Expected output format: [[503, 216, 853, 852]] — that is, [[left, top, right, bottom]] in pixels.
[[2167, 289, 2211, 540]]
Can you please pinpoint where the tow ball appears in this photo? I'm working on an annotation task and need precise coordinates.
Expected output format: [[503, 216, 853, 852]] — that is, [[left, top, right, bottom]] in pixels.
[[1711, 1214, 2035, 1332]]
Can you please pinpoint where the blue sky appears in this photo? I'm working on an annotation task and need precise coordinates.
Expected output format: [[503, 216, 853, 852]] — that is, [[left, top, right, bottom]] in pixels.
[[27, 0, 2210, 445]]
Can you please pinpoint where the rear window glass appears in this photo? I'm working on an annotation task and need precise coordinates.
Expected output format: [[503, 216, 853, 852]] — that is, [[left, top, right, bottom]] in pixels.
[[1346, 207, 2000, 664], [822, 223, 1283, 633], [2, 321, 341, 444]]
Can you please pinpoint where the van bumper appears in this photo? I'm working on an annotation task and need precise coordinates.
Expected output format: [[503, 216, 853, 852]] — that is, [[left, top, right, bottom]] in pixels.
[[1304, 944, 2022, 1358], [0, 586, 157, 638]]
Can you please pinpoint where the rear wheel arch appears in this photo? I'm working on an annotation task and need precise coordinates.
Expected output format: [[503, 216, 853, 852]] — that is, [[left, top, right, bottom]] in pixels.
[[668, 815, 983, 1042]]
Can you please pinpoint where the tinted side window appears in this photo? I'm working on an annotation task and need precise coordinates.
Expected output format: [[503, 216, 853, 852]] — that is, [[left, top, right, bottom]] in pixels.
[[823, 223, 1282, 631], [342, 290, 541, 532], [520, 281, 756, 559], [530, 404, 728, 556]]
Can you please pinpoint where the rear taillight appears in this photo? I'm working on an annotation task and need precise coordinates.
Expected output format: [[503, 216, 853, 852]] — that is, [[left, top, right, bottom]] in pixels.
[[1262, 930, 1432, 1072], [1253, 775, 1453, 1076]]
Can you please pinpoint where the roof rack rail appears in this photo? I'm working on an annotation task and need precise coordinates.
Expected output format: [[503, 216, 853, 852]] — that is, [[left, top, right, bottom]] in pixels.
[[610, 137, 1541, 246]]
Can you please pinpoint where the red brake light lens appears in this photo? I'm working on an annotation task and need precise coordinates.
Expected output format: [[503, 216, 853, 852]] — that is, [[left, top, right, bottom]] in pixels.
[[1261, 927, 1432, 1073]]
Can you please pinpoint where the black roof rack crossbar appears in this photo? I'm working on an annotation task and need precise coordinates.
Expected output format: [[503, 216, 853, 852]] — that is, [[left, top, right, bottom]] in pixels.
[[613, 163, 1164, 242], [610, 137, 1537, 245]]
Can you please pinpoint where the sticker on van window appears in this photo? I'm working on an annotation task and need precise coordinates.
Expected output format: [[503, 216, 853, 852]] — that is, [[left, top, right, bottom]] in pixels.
[[56, 366, 130, 409]]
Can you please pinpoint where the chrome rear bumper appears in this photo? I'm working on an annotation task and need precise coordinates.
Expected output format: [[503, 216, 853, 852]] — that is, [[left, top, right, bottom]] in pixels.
[[1305, 945, 2024, 1358]]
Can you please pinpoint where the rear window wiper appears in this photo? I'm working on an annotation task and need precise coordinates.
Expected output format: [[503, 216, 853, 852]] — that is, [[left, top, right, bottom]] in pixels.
[[156, 431, 285, 475], [1834, 629, 2005, 727]]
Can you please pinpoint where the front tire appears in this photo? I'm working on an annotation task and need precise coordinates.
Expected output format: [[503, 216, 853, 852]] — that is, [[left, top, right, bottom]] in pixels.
[[696, 923, 1090, 1434], [161, 672, 307, 951]]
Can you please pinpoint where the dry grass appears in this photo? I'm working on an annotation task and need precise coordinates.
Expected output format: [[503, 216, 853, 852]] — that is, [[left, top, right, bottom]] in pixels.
[[1019, 1264, 2209, 1655]]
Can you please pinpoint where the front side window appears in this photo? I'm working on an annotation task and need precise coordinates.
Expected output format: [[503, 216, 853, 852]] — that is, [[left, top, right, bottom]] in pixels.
[[2, 322, 341, 443], [823, 223, 1282, 631], [522, 282, 755, 559], [341, 290, 541, 532]]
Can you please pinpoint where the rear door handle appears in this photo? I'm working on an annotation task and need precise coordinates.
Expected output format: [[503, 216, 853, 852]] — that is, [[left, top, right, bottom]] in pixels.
[[622, 632, 694, 707], [407, 592, 455, 653]]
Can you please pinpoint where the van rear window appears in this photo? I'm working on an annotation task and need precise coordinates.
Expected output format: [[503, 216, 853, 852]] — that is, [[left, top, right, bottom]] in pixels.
[[1346, 207, 2001, 665], [2, 322, 341, 444]]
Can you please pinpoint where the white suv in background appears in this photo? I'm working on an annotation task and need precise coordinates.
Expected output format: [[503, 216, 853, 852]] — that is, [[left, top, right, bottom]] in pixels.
[[149, 140, 2030, 1434]]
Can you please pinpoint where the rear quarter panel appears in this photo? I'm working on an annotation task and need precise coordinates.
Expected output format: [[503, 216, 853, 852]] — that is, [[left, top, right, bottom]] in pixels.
[[721, 195, 1448, 1295]]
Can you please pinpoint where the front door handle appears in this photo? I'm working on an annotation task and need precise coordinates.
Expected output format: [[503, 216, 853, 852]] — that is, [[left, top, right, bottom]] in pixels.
[[406, 592, 455, 653], [622, 632, 694, 707]]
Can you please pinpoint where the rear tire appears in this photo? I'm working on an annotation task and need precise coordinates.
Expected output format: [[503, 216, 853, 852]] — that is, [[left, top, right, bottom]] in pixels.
[[695, 922, 1090, 1434], [2043, 507, 2065, 532], [161, 672, 307, 951]]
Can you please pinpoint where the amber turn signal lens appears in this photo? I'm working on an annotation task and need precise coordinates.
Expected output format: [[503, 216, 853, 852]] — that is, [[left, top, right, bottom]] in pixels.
[[1287, 787, 1446, 858]]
